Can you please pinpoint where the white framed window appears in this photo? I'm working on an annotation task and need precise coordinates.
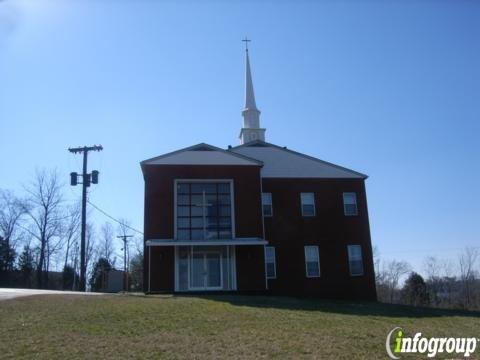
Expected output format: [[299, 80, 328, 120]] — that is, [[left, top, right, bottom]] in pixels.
[[347, 245, 364, 276], [343, 192, 358, 216], [300, 193, 316, 217], [175, 181, 233, 240], [304, 246, 320, 278], [262, 193, 273, 217], [265, 246, 276, 279]]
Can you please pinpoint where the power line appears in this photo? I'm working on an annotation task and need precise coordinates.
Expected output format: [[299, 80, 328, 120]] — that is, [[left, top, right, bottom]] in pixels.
[[87, 200, 143, 235]]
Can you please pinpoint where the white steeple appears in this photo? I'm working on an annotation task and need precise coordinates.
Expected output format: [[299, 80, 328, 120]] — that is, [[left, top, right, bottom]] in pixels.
[[239, 38, 265, 144]]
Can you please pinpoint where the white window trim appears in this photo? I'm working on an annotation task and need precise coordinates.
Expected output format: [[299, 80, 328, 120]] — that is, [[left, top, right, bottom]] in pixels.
[[265, 246, 276, 279], [347, 244, 364, 277], [343, 192, 358, 216], [300, 192, 316, 217], [174, 179, 235, 240], [262, 192, 273, 217], [304, 245, 320, 278]]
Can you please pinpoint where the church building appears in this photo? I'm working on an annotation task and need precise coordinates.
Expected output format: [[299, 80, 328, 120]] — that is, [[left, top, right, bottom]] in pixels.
[[141, 46, 377, 300]]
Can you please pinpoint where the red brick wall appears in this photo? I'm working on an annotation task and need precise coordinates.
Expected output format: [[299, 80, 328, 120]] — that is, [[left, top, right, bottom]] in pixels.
[[263, 178, 377, 300], [142, 163, 376, 299], [143, 165, 265, 292], [235, 245, 266, 291], [147, 246, 174, 292]]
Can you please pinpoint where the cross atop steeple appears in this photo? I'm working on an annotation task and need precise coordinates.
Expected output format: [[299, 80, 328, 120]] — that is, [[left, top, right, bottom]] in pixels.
[[242, 37, 251, 52]]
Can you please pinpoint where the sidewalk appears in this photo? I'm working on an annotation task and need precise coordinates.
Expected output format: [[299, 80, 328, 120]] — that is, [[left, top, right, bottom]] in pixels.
[[0, 288, 104, 301]]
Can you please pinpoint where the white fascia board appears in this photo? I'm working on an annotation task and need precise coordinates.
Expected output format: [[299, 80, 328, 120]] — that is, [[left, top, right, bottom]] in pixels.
[[146, 238, 268, 246], [141, 143, 263, 167]]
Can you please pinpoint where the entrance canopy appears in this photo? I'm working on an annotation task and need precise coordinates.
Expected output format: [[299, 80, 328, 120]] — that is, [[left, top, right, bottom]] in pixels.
[[146, 237, 267, 247]]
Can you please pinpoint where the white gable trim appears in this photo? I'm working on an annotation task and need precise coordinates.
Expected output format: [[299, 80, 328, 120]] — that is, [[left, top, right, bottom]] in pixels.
[[141, 143, 263, 167]]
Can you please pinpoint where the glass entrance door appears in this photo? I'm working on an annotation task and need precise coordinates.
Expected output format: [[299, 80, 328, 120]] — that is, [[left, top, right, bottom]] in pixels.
[[176, 246, 236, 292], [206, 253, 221, 288], [189, 251, 222, 290], [191, 253, 205, 288]]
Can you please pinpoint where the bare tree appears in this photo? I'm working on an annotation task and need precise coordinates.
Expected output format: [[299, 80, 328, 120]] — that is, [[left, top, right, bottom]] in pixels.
[[116, 218, 137, 291], [63, 203, 81, 269], [117, 218, 133, 238], [373, 246, 383, 284], [458, 247, 479, 309], [422, 256, 457, 307], [117, 218, 133, 272], [440, 259, 458, 308], [383, 260, 411, 303], [131, 235, 144, 258], [85, 222, 97, 288], [70, 239, 80, 290], [99, 222, 116, 267], [23, 169, 64, 288], [423, 256, 442, 306], [424, 256, 441, 280], [0, 189, 26, 259], [372, 246, 391, 301]]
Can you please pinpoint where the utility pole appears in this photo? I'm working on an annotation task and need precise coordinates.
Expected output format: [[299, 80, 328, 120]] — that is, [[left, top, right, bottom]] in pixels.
[[68, 145, 103, 291], [117, 235, 133, 292]]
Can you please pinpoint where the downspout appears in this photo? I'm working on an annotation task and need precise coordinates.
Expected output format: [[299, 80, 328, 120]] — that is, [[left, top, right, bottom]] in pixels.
[[148, 245, 151, 293], [259, 170, 268, 291]]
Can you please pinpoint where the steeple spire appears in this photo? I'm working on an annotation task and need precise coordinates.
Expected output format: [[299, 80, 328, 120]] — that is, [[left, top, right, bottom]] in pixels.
[[244, 49, 257, 111], [239, 37, 265, 144]]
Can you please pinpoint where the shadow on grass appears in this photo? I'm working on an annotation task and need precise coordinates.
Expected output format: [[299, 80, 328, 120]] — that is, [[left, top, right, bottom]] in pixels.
[[178, 294, 480, 318]]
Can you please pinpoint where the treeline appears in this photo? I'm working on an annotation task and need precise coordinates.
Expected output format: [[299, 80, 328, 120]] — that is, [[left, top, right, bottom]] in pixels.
[[0, 169, 143, 292], [374, 247, 480, 311]]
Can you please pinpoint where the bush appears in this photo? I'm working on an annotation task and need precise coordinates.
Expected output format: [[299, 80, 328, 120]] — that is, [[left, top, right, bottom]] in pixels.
[[402, 272, 429, 307]]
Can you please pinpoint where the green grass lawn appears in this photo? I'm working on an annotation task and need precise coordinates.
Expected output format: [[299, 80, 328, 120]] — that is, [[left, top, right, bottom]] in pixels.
[[0, 294, 478, 359]]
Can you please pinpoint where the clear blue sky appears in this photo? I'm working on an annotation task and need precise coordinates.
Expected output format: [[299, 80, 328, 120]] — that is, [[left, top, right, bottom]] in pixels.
[[0, 0, 479, 273]]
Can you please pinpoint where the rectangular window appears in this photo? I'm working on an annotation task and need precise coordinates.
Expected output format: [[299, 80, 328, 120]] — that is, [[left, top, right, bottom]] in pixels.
[[176, 181, 233, 240], [262, 193, 273, 217], [348, 245, 364, 276], [343, 192, 358, 216], [301, 193, 316, 217], [265, 246, 276, 279], [304, 246, 320, 278]]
